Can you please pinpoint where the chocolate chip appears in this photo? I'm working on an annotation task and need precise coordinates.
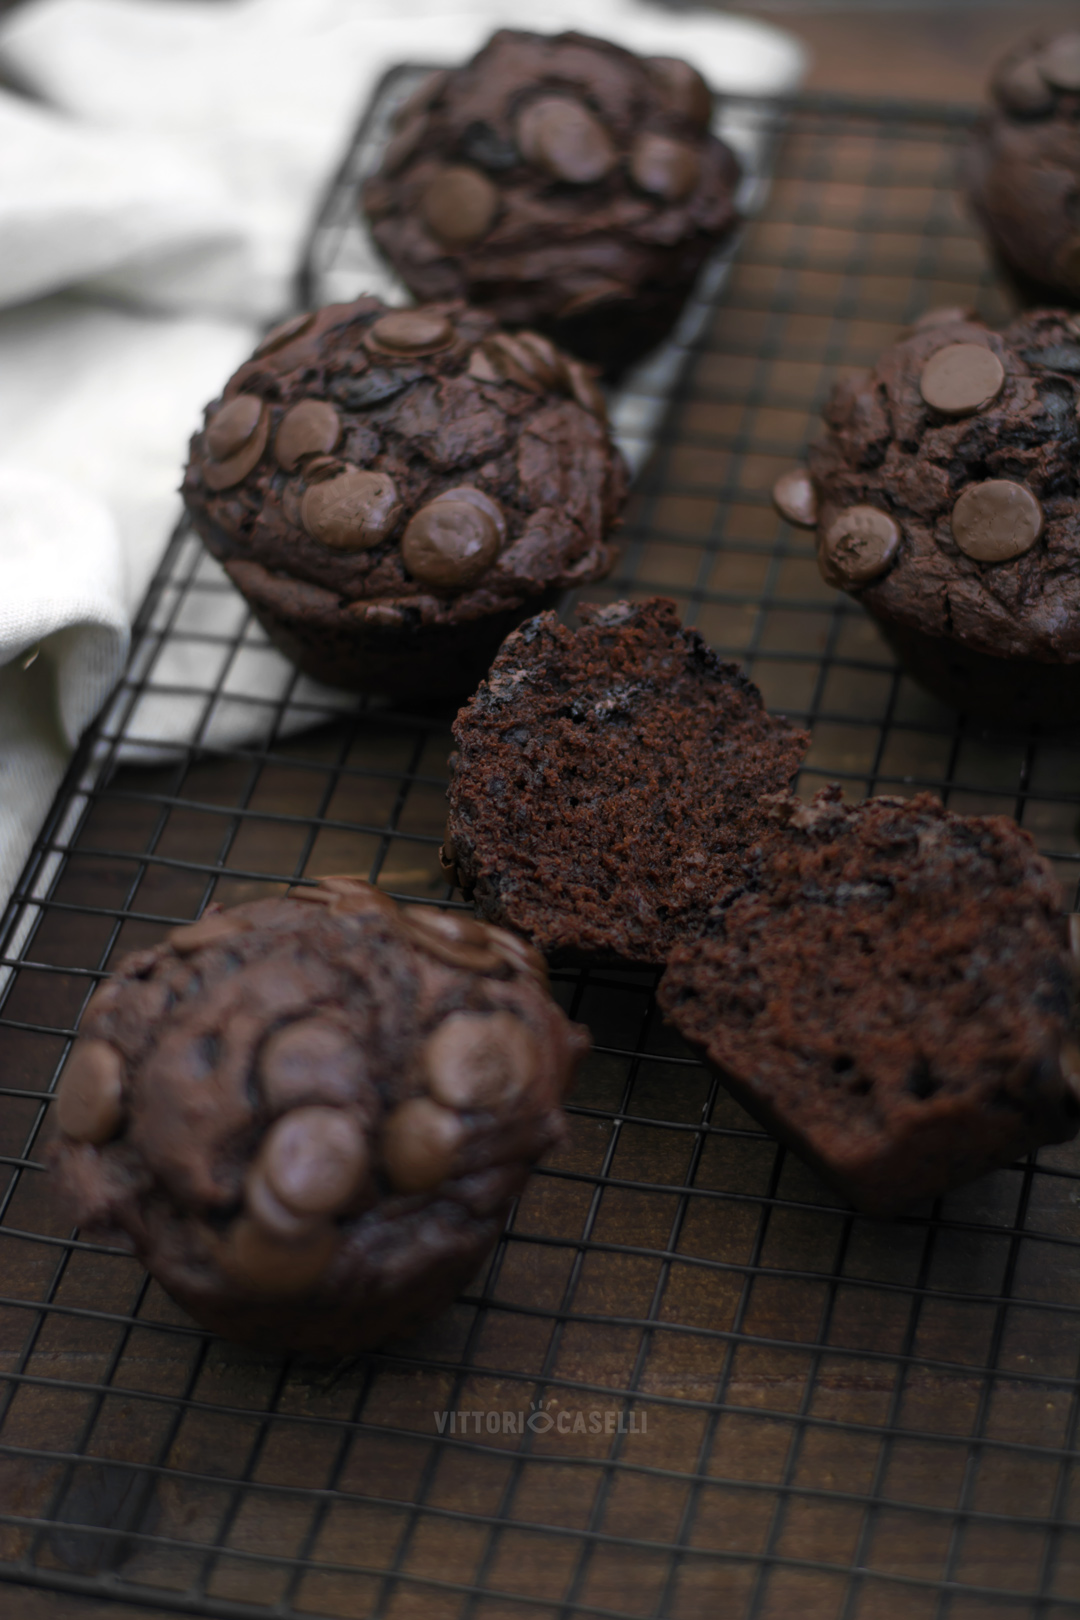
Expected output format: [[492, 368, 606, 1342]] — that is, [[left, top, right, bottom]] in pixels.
[[994, 54, 1055, 115], [206, 395, 263, 461], [330, 367, 422, 409], [484, 925, 549, 984], [401, 492, 502, 588], [421, 165, 499, 247], [259, 1019, 365, 1112], [253, 312, 315, 359], [645, 56, 713, 130], [1038, 34, 1080, 91], [168, 912, 252, 954], [919, 343, 1005, 416], [481, 332, 546, 393], [772, 468, 817, 528], [629, 134, 701, 203], [216, 1214, 336, 1296], [246, 1170, 320, 1239], [274, 400, 341, 471], [301, 467, 401, 550], [514, 331, 563, 389], [515, 97, 617, 185], [912, 306, 979, 331], [56, 1039, 124, 1144], [422, 1011, 539, 1110], [383, 113, 427, 177], [366, 310, 454, 356], [460, 119, 519, 172], [202, 405, 269, 492], [400, 905, 505, 972], [1021, 344, 1080, 374], [821, 507, 901, 586], [951, 480, 1043, 563], [563, 359, 607, 421], [259, 1106, 368, 1215], [381, 1097, 464, 1192]]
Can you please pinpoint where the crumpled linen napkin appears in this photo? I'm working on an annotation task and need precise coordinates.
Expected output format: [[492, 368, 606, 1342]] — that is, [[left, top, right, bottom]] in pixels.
[[0, 0, 806, 915]]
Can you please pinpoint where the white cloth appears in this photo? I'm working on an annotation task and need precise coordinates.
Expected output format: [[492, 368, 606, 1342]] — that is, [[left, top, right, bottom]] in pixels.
[[0, 0, 806, 914]]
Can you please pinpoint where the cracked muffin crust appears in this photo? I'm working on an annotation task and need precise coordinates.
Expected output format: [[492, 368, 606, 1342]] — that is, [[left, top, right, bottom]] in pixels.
[[49, 877, 589, 1353], [966, 32, 1080, 307], [182, 295, 625, 704], [361, 30, 741, 377], [659, 787, 1080, 1216], [806, 309, 1080, 726], [443, 598, 809, 966]]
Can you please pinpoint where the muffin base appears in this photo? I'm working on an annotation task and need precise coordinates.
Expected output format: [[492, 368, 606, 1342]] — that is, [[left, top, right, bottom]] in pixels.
[[225, 557, 561, 710], [875, 614, 1080, 731]]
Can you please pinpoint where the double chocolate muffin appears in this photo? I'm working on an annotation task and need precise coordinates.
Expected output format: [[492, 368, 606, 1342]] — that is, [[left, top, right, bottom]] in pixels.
[[362, 30, 741, 377], [50, 877, 588, 1352], [805, 308, 1080, 727], [182, 296, 625, 705], [443, 598, 809, 965], [966, 33, 1080, 307], [659, 787, 1080, 1216]]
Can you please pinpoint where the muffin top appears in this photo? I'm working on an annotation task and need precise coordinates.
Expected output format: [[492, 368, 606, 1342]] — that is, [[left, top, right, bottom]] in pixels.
[[808, 309, 1080, 662], [445, 598, 809, 965], [362, 30, 740, 334], [51, 877, 588, 1349], [966, 34, 1080, 301], [990, 32, 1080, 120], [182, 295, 626, 629]]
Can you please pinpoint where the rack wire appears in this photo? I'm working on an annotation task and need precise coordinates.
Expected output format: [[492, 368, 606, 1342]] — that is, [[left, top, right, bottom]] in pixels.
[[3, 87, 1080, 1620]]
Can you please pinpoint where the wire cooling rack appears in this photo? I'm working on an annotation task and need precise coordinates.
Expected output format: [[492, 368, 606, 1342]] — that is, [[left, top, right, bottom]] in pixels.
[[5, 90, 1080, 1620]]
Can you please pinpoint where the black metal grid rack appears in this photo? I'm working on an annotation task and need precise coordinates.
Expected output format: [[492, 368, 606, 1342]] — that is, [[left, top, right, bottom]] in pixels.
[[4, 91, 1080, 1620]]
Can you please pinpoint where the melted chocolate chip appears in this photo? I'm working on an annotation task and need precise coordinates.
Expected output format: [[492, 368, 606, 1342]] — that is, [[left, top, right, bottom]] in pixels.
[[821, 507, 901, 586], [421, 165, 499, 248], [645, 55, 713, 130], [773, 468, 817, 528], [422, 1011, 538, 1110], [206, 395, 263, 461], [56, 1039, 125, 1144], [366, 310, 454, 356], [260, 1020, 365, 1112], [381, 1096, 464, 1193], [301, 467, 401, 550], [515, 96, 617, 185], [275, 400, 341, 471], [401, 493, 503, 588], [259, 1106, 368, 1216], [951, 480, 1043, 563], [630, 134, 701, 203]]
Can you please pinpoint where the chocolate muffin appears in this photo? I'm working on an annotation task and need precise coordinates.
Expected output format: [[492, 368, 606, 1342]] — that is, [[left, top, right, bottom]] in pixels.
[[966, 32, 1080, 307], [804, 308, 1080, 728], [181, 295, 625, 705], [49, 877, 588, 1352], [361, 30, 741, 378], [443, 598, 809, 966], [659, 787, 1080, 1216]]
